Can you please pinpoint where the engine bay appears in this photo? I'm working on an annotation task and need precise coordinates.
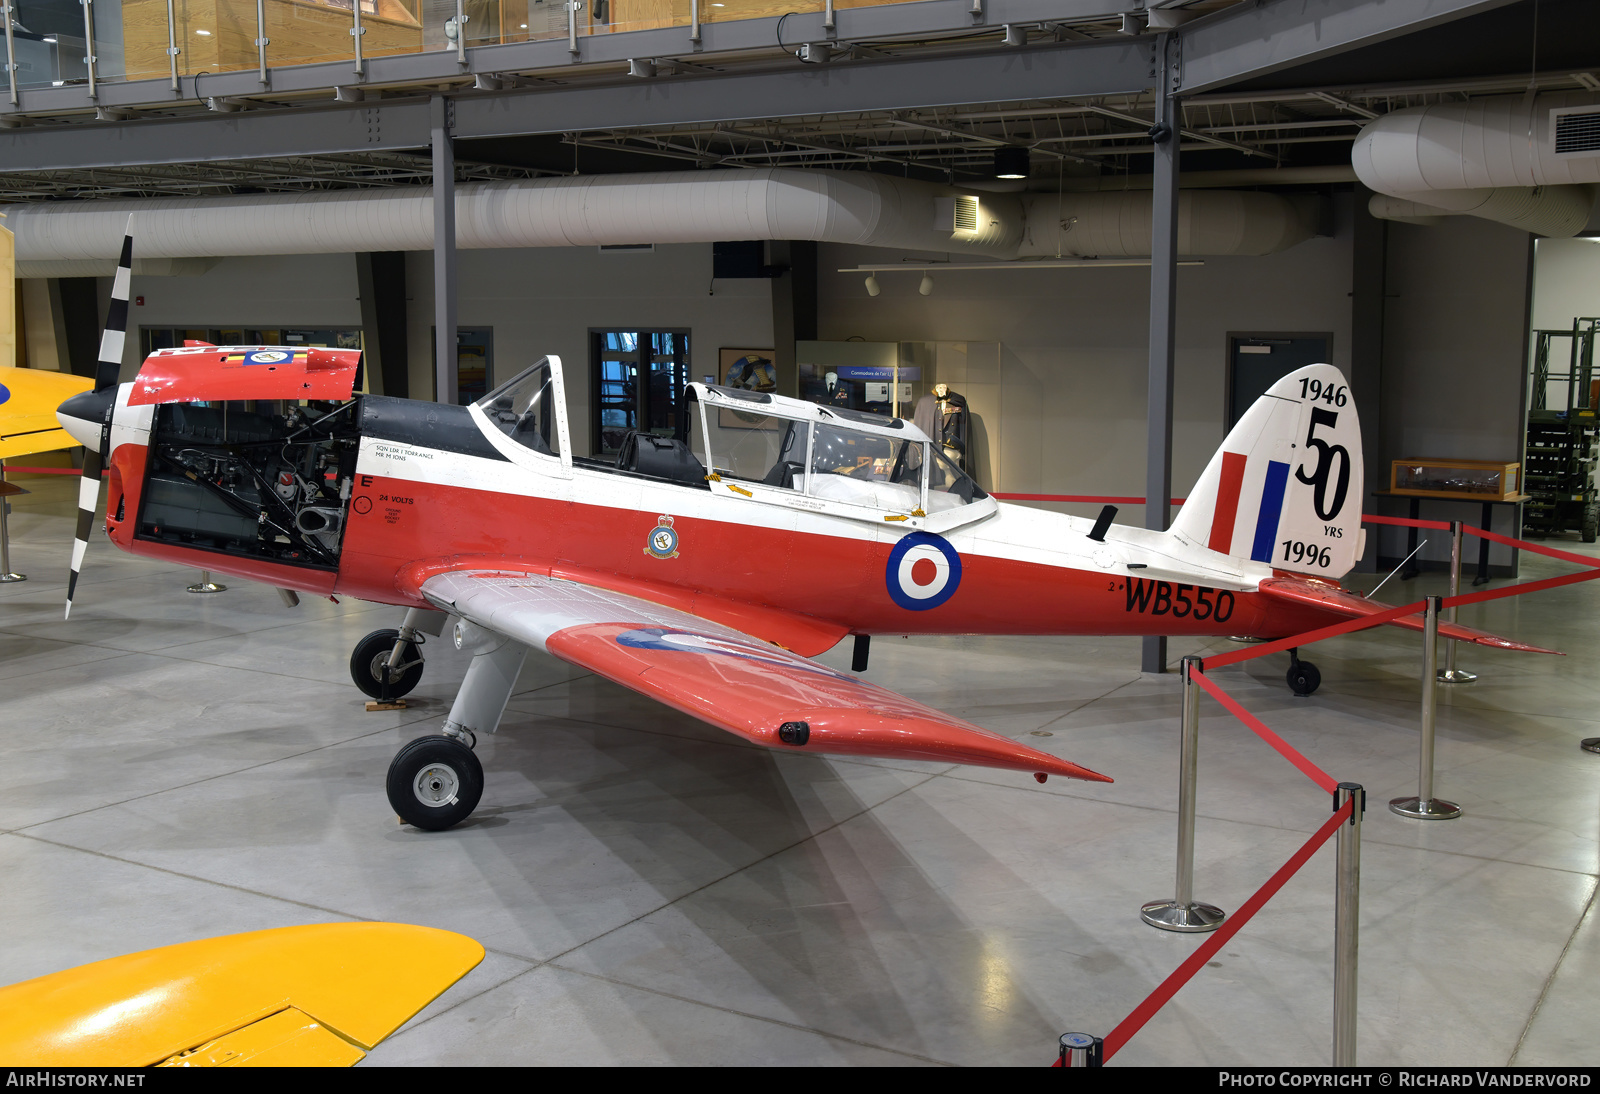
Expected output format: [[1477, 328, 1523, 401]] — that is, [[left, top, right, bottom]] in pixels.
[[137, 399, 362, 570]]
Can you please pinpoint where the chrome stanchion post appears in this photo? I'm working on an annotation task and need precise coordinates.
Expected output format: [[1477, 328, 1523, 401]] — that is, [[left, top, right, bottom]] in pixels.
[[689, 0, 700, 42], [4, 0, 19, 106], [1390, 595, 1461, 819], [80, 0, 97, 99], [1058, 1032, 1103, 1067], [165, 0, 179, 93], [186, 570, 227, 594], [1142, 655, 1227, 932], [1333, 782, 1364, 1067], [255, 0, 268, 84], [0, 461, 25, 583], [1438, 520, 1476, 684], [351, 0, 365, 77]]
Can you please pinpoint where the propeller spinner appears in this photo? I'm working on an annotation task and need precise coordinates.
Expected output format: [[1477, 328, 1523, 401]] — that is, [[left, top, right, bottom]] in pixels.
[[56, 224, 134, 619]]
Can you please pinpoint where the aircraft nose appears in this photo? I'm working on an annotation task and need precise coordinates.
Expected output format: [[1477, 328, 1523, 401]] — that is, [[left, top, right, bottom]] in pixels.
[[57, 387, 115, 451]]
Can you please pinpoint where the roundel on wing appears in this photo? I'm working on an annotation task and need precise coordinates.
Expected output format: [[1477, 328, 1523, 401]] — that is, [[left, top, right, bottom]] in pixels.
[[0, 383, 9, 406], [885, 532, 962, 611]]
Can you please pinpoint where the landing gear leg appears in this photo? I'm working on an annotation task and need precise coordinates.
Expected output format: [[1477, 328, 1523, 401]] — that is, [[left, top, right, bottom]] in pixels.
[[387, 634, 527, 831], [1286, 647, 1321, 698]]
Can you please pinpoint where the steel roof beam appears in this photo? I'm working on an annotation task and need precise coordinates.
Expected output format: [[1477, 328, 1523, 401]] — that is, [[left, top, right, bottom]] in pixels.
[[1176, 0, 1523, 96]]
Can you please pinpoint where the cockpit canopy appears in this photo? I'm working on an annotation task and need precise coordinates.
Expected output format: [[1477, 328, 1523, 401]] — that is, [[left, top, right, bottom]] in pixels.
[[686, 382, 988, 524]]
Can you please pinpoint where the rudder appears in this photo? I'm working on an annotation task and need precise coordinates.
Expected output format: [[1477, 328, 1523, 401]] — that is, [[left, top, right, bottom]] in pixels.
[[1172, 364, 1365, 578]]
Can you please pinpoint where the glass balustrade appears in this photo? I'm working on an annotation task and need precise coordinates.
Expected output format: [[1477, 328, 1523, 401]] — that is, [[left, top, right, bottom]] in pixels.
[[4, 0, 915, 92]]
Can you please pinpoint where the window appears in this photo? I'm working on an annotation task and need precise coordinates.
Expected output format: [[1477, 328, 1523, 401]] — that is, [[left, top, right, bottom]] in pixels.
[[699, 406, 799, 486], [806, 424, 922, 514], [477, 358, 561, 457], [927, 448, 985, 512], [591, 329, 690, 459]]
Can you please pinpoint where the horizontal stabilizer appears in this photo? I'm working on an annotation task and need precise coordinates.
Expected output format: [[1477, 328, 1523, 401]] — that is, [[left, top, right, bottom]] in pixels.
[[1257, 577, 1561, 655]]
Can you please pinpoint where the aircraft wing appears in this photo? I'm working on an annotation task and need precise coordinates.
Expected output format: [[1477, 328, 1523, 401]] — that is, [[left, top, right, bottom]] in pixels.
[[1257, 576, 1560, 654], [418, 568, 1111, 783], [0, 366, 93, 459]]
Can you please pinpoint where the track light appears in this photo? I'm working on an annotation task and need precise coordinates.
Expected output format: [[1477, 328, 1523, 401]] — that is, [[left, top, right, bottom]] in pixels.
[[864, 275, 881, 297], [993, 146, 1030, 179], [918, 274, 934, 296]]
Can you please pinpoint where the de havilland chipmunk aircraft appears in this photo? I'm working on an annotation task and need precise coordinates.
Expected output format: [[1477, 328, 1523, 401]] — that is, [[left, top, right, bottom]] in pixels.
[[52, 231, 1552, 831]]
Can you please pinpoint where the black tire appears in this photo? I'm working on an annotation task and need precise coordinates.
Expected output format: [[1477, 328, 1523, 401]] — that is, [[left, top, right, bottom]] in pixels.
[[1286, 661, 1322, 697], [387, 736, 484, 831], [1582, 506, 1597, 544], [350, 628, 424, 700]]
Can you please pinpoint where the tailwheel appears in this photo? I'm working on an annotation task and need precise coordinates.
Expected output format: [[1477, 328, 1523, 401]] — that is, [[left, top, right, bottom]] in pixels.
[[387, 735, 483, 831], [351, 628, 424, 700], [1286, 649, 1321, 698]]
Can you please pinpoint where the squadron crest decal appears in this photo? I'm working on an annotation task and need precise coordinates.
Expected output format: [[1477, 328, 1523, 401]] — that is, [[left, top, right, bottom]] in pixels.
[[644, 515, 681, 560]]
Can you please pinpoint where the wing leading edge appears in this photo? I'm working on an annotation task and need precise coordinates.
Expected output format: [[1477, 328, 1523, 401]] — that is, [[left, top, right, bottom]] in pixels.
[[417, 569, 1111, 783]]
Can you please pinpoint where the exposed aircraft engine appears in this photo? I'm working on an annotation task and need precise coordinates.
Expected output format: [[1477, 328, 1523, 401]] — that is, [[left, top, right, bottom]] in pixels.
[[140, 399, 361, 570]]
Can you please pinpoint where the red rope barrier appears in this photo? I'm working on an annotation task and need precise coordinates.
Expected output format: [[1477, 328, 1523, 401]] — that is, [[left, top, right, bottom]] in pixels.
[[1100, 799, 1352, 1062], [1190, 669, 1338, 793], [1360, 512, 1453, 531], [1465, 524, 1600, 569], [991, 493, 1186, 505], [1202, 599, 1423, 669]]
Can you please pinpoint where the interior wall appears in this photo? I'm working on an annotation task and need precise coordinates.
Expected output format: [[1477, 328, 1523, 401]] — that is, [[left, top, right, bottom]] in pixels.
[[1531, 238, 1600, 330], [818, 193, 1358, 529], [405, 244, 773, 455], [1375, 217, 1534, 570]]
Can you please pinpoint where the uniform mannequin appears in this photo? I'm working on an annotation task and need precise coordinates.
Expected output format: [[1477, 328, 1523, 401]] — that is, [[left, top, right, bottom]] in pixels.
[[931, 383, 969, 471]]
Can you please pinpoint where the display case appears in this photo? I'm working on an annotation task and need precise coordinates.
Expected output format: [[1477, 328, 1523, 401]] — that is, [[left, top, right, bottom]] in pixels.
[[1389, 459, 1522, 501]]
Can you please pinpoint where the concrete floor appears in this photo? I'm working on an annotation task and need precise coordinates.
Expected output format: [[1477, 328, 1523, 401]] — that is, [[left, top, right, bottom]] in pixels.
[[1, 473, 1596, 1067]]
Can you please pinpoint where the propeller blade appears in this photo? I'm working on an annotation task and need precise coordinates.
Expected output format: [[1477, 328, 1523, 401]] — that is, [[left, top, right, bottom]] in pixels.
[[64, 219, 133, 620]]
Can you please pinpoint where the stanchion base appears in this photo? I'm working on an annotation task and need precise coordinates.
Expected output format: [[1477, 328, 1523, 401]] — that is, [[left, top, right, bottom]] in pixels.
[[1437, 668, 1478, 683], [1389, 796, 1462, 820], [1140, 899, 1226, 933], [1580, 738, 1600, 755], [186, 582, 227, 594], [0, 573, 25, 583]]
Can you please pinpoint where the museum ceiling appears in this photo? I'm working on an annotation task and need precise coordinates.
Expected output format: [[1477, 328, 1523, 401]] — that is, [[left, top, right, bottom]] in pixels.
[[0, 0, 1592, 203]]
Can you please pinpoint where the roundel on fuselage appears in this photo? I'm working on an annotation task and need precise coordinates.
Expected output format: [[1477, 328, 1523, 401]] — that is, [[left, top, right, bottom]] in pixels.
[[885, 531, 962, 611]]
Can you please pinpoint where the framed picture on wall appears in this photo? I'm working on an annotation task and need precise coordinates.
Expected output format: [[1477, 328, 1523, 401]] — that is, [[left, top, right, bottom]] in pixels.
[[718, 348, 777, 429]]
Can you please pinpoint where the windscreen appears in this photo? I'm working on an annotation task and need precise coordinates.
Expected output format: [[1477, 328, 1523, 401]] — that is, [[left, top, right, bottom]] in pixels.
[[478, 359, 560, 456]]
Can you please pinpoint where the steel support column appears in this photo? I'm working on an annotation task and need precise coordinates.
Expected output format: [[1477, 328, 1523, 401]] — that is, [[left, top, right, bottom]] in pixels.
[[431, 95, 458, 407], [1141, 32, 1179, 676]]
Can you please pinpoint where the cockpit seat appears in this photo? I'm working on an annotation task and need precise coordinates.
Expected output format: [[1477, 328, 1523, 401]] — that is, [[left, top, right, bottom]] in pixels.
[[762, 461, 804, 489], [615, 431, 707, 486]]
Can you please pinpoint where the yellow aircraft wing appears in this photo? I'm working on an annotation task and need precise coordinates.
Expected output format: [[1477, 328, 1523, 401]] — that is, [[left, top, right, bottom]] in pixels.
[[0, 366, 92, 460], [0, 922, 485, 1066]]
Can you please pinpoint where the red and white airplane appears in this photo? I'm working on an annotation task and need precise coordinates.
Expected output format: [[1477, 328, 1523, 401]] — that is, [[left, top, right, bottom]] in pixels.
[[55, 230, 1551, 830]]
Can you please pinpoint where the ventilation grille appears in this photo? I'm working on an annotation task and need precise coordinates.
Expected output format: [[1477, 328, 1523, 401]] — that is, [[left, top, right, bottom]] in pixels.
[[932, 195, 981, 233], [1553, 109, 1600, 155]]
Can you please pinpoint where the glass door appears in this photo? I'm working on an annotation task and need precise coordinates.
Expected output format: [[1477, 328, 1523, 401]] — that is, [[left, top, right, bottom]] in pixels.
[[590, 329, 690, 459]]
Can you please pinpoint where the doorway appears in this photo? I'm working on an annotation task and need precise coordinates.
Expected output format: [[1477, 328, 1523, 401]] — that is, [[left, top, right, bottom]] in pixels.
[[590, 329, 691, 459], [1226, 333, 1334, 427], [430, 328, 495, 405]]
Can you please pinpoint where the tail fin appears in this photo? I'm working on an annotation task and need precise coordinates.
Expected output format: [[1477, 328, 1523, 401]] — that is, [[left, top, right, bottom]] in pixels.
[[1172, 364, 1365, 578]]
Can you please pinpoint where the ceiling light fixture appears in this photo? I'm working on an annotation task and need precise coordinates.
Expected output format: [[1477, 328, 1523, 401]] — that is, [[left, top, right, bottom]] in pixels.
[[918, 274, 934, 296], [195, 28, 211, 35], [864, 275, 881, 297], [993, 146, 1029, 179]]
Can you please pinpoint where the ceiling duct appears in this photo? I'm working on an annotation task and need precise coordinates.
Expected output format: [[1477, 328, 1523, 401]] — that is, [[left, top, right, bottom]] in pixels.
[[5, 169, 1322, 276], [1019, 190, 1320, 257], [1352, 91, 1600, 236]]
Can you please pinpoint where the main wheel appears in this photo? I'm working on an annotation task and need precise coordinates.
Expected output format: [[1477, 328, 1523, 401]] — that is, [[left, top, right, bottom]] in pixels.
[[387, 736, 484, 831], [351, 628, 424, 700], [1582, 505, 1597, 544], [1286, 660, 1322, 697]]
